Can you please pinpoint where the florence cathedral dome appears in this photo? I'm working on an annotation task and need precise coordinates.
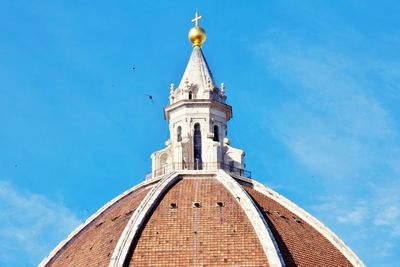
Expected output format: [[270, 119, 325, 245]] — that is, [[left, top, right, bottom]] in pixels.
[[39, 13, 364, 267]]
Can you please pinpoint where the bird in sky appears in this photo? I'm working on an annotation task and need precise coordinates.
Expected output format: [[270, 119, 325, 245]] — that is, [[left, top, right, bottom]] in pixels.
[[145, 94, 154, 103], [132, 66, 136, 71]]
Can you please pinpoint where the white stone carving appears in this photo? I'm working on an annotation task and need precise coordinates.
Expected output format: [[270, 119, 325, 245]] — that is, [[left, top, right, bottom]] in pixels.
[[38, 177, 162, 267], [251, 179, 365, 267], [217, 170, 285, 267], [151, 47, 244, 177], [109, 171, 179, 267]]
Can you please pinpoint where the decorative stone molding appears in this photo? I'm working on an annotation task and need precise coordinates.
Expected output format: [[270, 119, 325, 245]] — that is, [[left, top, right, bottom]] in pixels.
[[217, 170, 285, 267], [38, 177, 161, 267], [109, 171, 179, 266], [251, 179, 365, 267]]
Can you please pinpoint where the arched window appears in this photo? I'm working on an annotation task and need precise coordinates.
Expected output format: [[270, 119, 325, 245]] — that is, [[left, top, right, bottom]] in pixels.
[[160, 154, 169, 176], [189, 91, 193, 100], [177, 126, 182, 142], [213, 125, 219, 142], [193, 123, 202, 170]]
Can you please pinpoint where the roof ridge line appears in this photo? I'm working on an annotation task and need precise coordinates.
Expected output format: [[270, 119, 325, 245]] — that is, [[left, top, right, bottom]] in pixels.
[[109, 171, 179, 267], [217, 170, 285, 267], [252, 180, 366, 267], [38, 177, 160, 267], [178, 47, 215, 91]]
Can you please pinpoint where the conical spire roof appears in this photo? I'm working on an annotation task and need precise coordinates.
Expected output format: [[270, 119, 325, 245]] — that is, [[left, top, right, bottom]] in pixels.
[[178, 46, 215, 91]]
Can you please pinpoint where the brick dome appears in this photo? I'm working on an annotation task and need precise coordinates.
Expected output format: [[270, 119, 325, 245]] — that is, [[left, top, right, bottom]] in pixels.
[[40, 13, 364, 267], [40, 171, 363, 267]]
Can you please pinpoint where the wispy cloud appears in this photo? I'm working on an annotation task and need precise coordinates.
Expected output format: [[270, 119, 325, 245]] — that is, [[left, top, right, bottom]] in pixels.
[[374, 206, 399, 226], [0, 181, 81, 266], [313, 190, 400, 230], [337, 205, 368, 225], [255, 36, 399, 181], [252, 22, 400, 265], [311, 186, 400, 261]]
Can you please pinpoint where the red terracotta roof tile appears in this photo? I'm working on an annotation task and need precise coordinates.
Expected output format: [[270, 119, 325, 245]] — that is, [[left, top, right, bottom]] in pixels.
[[127, 177, 269, 266], [47, 185, 150, 267], [244, 185, 353, 267]]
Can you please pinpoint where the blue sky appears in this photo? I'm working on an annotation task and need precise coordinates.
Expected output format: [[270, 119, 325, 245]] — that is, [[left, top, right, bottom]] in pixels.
[[0, 1, 399, 266]]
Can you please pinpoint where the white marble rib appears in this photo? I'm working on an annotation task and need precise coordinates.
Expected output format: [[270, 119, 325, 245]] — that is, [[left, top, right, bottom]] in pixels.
[[38, 176, 161, 267], [109, 171, 179, 267], [251, 179, 365, 267], [217, 170, 285, 267]]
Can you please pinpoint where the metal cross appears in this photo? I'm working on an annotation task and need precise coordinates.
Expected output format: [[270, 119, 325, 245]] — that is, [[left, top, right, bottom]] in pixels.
[[191, 12, 202, 27]]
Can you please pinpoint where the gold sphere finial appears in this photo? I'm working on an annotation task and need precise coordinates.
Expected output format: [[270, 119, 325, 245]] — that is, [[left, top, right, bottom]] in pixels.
[[188, 12, 206, 47]]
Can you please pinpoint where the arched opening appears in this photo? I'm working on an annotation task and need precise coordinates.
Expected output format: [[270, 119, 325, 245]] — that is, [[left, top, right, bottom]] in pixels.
[[177, 126, 182, 142], [189, 91, 193, 100], [160, 154, 169, 176], [193, 123, 202, 170], [213, 125, 219, 142]]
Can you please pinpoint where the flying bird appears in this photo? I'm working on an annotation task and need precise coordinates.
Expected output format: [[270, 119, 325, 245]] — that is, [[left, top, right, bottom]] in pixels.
[[145, 94, 154, 103], [132, 66, 136, 71]]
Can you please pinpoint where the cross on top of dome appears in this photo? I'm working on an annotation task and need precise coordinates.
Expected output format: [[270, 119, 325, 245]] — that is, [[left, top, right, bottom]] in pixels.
[[191, 11, 202, 27], [188, 11, 206, 47]]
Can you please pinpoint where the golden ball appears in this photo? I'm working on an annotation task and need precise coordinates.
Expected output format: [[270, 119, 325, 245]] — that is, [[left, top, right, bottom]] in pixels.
[[188, 26, 206, 47]]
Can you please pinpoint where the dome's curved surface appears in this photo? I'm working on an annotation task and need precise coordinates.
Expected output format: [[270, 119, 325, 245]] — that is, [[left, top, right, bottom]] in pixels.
[[42, 180, 155, 267], [41, 172, 363, 267], [128, 177, 268, 266], [244, 185, 354, 266], [40, 13, 364, 267]]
